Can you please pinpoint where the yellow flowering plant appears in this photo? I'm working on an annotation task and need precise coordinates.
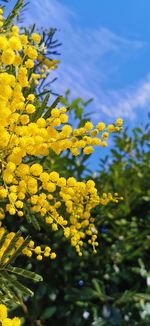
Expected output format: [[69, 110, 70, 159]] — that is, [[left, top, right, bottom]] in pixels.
[[0, 303, 21, 325], [0, 1, 123, 322]]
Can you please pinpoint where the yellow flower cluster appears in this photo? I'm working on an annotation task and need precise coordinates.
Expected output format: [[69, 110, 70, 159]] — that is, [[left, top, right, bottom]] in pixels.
[[0, 227, 54, 261], [0, 8, 123, 257], [0, 304, 20, 326]]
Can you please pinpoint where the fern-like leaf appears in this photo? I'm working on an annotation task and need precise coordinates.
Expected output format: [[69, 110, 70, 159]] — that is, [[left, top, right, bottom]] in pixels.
[[3, 0, 29, 28], [6, 266, 43, 282], [1, 271, 34, 297]]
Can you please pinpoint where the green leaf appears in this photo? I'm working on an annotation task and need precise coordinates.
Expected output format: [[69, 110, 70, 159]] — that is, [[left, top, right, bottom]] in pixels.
[[116, 290, 136, 304], [92, 279, 103, 294], [41, 306, 57, 319], [26, 213, 41, 231], [32, 93, 50, 121], [134, 293, 150, 301], [2, 271, 34, 297], [3, 0, 26, 27], [0, 275, 20, 304], [7, 266, 43, 282]]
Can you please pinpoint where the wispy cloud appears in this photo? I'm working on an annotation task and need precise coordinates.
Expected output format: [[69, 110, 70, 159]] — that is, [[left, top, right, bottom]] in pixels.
[[95, 75, 150, 120], [26, 0, 74, 30], [26, 0, 149, 121]]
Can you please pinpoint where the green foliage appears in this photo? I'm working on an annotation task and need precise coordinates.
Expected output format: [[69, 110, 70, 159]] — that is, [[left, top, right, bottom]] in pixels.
[[3, 0, 29, 27], [0, 231, 42, 306]]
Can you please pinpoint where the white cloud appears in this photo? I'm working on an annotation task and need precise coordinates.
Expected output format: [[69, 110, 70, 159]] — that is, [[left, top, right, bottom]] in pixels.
[[26, 0, 148, 121], [95, 75, 150, 120], [26, 0, 74, 29]]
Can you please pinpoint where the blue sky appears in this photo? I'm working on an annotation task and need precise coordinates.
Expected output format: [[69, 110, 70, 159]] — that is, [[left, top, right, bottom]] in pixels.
[[24, 0, 150, 125], [6, 0, 150, 125], [5, 0, 150, 169]]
